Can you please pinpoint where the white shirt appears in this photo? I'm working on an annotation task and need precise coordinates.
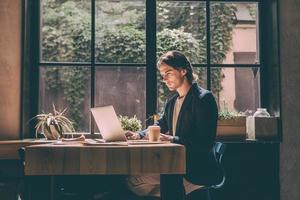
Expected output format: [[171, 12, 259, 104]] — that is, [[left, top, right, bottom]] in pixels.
[[172, 95, 186, 136]]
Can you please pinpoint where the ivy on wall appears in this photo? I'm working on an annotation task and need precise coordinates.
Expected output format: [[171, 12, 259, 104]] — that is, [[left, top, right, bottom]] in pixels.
[[96, 27, 145, 63], [42, 1, 91, 130], [42, 0, 237, 129], [45, 67, 89, 130], [156, 2, 237, 107]]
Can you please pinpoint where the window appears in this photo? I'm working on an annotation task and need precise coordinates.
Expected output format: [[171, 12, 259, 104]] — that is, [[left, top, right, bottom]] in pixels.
[[39, 0, 146, 132], [156, 1, 260, 113], [22, 0, 280, 136]]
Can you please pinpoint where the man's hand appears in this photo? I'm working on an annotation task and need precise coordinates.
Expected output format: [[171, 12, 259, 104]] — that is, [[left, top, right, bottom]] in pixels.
[[159, 133, 174, 142], [124, 131, 141, 140]]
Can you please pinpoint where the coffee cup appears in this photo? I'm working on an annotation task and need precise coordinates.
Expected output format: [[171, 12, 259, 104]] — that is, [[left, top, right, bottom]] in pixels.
[[147, 125, 160, 142]]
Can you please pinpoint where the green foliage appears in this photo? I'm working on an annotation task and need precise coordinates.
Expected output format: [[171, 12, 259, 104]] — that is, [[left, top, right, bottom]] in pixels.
[[218, 101, 245, 120], [246, 4, 257, 20], [96, 27, 145, 63], [157, 29, 202, 62], [42, 0, 91, 130], [96, 1, 145, 30], [119, 115, 142, 132], [157, 2, 206, 38], [218, 109, 240, 120], [42, 0, 91, 62], [44, 67, 89, 131], [156, 3, 237, 107], [210, 3, 237, 64], [42, 0, 243, 130], [156, 28, 205, 106]]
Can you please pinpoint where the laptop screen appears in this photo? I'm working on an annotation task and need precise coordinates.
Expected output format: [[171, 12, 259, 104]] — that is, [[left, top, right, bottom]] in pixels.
[[91, 105, 127, 142]]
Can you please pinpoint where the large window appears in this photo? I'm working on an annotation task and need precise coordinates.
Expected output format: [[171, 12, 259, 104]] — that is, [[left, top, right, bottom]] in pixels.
[[39, 0, 146, 132], [155, 2, 260, 114], [22, 0, 279, 135]]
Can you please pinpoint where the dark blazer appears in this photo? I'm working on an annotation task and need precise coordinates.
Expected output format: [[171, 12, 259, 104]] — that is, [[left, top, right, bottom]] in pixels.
[[157, 83, 220, 185]]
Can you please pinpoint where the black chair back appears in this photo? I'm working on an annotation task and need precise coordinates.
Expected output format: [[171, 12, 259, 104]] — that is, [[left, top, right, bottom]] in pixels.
[[211, 142, 226, 189]]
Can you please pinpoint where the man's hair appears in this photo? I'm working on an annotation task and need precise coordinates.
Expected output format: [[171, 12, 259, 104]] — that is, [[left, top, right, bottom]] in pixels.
[[157, 51, 197, 84]]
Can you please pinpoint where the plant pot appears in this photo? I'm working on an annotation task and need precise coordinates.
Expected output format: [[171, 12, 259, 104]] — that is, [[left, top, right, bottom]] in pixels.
[[217, 116, 247, 139], [43, 125, 62, 140]]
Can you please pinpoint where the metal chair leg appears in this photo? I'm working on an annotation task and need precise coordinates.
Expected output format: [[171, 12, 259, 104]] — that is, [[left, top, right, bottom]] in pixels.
[[206, 189, 212, 200]]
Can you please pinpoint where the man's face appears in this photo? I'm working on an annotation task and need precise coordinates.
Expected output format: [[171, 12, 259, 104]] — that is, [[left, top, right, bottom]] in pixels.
[[158, 64, 186, 91]]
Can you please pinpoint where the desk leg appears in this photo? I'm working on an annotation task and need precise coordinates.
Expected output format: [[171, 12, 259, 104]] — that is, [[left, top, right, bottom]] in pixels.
[[160, 174, 185, 200]]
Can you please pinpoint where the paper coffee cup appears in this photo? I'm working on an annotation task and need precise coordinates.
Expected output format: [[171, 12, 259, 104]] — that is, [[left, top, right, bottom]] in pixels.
[[148, 125, 160, 141]]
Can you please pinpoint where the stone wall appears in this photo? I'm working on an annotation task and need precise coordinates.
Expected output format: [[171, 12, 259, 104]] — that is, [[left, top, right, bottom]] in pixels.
[[279, 0, 300, 199]]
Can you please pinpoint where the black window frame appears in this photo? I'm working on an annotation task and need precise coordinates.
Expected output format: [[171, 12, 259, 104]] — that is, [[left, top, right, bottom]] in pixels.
[[21, 0, 281, 140]]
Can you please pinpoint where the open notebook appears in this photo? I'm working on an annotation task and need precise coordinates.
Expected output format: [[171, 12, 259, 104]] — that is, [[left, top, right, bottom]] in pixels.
[[88, 105, 165, 145]]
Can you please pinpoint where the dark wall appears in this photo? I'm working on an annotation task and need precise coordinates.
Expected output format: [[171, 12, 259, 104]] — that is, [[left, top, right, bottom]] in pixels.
[[279, 1, 300, 200]]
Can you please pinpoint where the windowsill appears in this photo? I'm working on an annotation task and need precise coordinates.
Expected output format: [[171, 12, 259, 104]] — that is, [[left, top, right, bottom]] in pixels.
[[216, 116, 281, 143]]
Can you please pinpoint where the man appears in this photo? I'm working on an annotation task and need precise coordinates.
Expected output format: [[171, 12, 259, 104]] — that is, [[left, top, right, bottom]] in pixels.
[[126, 51, 220, 200]]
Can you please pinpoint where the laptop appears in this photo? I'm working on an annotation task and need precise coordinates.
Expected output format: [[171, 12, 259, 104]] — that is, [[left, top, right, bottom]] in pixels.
[[91, 105, 127, 142], [90, 105, 166, 145]]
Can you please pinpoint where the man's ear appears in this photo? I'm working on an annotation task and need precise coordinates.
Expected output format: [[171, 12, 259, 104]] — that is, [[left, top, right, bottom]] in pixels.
[[181, 69, 187, 76]]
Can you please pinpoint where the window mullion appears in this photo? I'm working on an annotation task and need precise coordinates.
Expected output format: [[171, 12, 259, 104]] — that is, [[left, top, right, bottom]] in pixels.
[[91, 0, 96, 133], [206, 0, 211, 90], [146, 0, 157, 126]]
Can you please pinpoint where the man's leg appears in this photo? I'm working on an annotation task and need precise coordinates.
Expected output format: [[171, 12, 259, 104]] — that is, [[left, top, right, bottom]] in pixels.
[[160, 174, 185, 200]]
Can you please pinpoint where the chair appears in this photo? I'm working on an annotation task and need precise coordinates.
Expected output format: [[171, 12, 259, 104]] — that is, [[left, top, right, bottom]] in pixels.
[[211, 142, 227, 190], [187, 142, 227, 200]]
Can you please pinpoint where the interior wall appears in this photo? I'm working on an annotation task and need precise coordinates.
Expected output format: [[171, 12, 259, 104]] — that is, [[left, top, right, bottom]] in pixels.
[[0, 0, 21, 139], [279, 0, 300, 199]]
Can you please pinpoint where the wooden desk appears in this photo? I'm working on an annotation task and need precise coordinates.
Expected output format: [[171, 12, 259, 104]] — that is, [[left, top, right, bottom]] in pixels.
[[25, 142, 186, 175], [0, 139, 53, 160]]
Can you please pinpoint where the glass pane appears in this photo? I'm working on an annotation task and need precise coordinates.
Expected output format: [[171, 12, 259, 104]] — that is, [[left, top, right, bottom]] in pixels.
[[39, 66, 91, 133], [157, 67, 207, 114], [194, 67, 208, 90], [95, 67, 146, 130], [156, 1, 206, 63], [210, 2, 259, 64], [95, 0, 146, 63], [211, 67, 260, 114], [41, 0, 91, 62]]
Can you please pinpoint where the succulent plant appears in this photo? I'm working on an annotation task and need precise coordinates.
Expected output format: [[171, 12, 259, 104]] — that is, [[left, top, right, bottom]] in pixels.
[[34, 104, 75, 140]]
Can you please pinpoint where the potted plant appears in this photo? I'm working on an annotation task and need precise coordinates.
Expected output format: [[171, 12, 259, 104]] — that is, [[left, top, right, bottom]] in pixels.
[[119, 115, 142, 132], [34, 105, 75, 140], [217, 108, 247, 139]]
